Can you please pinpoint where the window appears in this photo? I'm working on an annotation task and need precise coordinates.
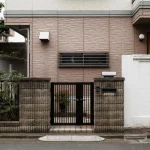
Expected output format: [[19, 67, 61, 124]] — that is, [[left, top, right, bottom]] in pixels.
[[59, 52, 109, 68]]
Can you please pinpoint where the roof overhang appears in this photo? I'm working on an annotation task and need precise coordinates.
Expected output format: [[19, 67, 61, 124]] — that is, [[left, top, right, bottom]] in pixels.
[[6, 25, 29, 38]]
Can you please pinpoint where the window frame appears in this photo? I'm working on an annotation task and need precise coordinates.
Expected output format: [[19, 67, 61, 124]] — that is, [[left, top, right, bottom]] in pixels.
[[58, 52, 109, 68]]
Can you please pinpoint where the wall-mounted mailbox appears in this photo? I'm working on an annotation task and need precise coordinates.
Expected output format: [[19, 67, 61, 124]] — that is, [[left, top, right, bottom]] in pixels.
[[94, 77, 125, 133], [102, 88, 117, 93], [96, 86, 100, 92], [39, 32, 50, 41]]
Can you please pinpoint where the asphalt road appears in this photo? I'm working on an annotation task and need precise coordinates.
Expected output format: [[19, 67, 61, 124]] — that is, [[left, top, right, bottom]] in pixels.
[[0, 139, 150, 150]]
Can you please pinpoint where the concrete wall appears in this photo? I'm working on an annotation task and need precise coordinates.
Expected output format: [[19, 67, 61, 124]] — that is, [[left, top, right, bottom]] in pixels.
[[94, 77, 124, 133], [5, 0, 132, 11], [122, 55, 150, 128], [19, 78, 51, 133], [0, 78, 51, 133]]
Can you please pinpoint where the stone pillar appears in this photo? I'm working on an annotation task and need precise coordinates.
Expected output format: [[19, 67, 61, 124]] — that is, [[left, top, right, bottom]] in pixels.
[[19, 78, 50, 133], [94, 77, 124, 133]]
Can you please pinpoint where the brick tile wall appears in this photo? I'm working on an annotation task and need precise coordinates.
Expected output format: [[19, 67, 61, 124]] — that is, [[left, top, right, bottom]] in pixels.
[[5, 17, 148, 82]]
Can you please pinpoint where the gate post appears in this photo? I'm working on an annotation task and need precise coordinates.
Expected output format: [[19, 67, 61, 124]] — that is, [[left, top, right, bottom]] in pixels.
[[19, 78, 51, 133], [94, 77, 125, 133]]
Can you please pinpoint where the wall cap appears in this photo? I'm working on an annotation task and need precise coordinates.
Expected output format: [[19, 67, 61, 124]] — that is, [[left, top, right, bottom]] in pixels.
[[20, 78, 51, 82], [94, 77, 125, 81]]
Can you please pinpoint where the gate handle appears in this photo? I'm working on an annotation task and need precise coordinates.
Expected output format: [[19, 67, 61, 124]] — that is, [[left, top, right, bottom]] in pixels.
[[75, 99, 85, 101]]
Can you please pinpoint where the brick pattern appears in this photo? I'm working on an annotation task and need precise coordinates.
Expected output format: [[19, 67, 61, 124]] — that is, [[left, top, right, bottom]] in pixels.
[[19, 78, 50, 133], [94, 78, 124, 133], [32, 18, 58, 81], [5, 17, 148, 82], [0, 78, 51, 133], [58, 18, 83, 52], [110, 17, 134, 76], [84, 18, 109, 51]]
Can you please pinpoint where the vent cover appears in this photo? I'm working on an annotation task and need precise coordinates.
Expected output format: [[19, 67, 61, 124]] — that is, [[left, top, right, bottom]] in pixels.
[[59, 52, 109, 68]]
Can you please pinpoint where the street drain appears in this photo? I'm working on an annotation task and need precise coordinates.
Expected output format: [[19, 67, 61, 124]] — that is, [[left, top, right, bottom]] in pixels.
[[124, 134, 147, 143]]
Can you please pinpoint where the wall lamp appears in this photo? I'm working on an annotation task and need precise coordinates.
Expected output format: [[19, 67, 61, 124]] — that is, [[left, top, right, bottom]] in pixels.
[[139, 34, 145, 41]]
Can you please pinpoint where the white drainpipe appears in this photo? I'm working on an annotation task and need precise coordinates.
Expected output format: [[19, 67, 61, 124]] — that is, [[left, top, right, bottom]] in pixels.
[[27, 28, 30, 77], [19, 28, 30, 77]]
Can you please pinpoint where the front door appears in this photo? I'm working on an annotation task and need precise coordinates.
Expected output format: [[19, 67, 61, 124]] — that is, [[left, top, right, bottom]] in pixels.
[[50, 82, 94, 125]]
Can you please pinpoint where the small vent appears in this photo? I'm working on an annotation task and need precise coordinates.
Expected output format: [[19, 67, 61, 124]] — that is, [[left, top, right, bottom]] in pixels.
[[59, 52, 109, 68]]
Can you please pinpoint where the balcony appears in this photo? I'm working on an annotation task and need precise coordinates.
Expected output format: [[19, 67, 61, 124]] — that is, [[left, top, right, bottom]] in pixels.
[[132, 0, 150, 25]]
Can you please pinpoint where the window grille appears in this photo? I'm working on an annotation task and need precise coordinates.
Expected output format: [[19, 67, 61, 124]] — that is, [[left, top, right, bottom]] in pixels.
[[59, 52, 109, 68]]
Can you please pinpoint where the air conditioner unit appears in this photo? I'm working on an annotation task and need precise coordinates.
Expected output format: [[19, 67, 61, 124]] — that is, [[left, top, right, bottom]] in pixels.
[[39, 32, 50, 41]]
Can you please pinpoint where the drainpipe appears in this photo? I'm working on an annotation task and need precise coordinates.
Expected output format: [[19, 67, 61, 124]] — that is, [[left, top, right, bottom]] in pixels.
[[19, 28, 30, 77], [27, 28, 30, 77]]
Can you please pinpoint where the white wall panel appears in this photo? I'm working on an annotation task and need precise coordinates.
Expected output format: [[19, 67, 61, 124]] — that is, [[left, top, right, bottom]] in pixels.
[[5, 0, 133, 11], [122, 55, 150, 128], [5, 0, 32, 10], [57, 0, 83, 10], [33, 0, 57, 10], [83, 0, 109, 11], [110, 0, 132, 10]]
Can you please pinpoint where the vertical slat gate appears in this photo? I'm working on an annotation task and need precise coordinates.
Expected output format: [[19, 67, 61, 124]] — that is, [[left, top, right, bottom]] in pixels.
[[50, 82, 94, 125]]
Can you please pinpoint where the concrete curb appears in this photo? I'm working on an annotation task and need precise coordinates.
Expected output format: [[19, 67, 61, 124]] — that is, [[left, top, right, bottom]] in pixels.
[[0, 133, 124, 139]]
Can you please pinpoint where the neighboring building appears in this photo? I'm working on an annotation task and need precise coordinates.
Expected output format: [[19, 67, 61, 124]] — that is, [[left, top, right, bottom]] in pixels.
[[3, 0, 150, 82], [0, 29, 15, 42], [0, 0, 25, 43], [0, 32, 8, 42]]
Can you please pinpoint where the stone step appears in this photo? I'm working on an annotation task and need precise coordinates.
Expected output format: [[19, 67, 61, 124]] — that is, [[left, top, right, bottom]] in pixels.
[[39, 135, 105, 142], [50, 126, 94, 133]]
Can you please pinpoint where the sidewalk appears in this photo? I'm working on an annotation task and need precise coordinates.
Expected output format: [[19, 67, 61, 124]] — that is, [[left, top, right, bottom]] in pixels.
[[0, 133, 124, 139]]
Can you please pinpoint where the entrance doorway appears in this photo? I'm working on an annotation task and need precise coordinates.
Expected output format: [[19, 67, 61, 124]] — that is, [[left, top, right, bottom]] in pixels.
[[50, 82, 94, 125], [147, 33, 150, 54]]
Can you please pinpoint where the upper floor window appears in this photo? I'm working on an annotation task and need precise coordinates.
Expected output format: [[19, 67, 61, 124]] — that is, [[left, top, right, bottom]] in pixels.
[[59, 52, 109, 68]]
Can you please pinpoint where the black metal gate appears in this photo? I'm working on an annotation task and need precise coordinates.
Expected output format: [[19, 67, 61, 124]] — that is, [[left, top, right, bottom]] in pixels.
[[51, 82, 94, 125]]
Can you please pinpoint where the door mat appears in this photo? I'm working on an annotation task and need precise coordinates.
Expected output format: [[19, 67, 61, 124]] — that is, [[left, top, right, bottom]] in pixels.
[[39, 135, 105, 142]]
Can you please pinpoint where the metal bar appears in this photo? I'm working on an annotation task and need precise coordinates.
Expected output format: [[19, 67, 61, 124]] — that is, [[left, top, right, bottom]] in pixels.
[[51, 82, 94, 125], [91, 83, 94, 125], [50, 83, 54, 125]]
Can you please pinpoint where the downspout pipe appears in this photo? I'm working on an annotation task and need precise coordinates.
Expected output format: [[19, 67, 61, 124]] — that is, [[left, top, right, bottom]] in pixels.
[[19, 28, 30, 77]]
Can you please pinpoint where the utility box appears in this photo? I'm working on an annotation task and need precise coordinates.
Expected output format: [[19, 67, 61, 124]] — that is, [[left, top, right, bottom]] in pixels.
[[94, 77, 125, 133]]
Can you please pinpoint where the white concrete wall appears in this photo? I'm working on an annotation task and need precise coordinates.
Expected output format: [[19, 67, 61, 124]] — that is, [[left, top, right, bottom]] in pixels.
[[8, 32, 25, 43], [122, 55, 150, 128], [5, 0, 132, 11]]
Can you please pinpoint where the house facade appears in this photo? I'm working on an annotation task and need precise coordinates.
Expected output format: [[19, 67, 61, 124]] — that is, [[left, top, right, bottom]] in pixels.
[[4, 0, 150, 82]]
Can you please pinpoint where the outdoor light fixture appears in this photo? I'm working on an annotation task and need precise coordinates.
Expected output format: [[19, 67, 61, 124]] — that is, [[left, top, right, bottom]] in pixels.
[[102, 72, 116, 78], [39, 32, 50, 41], [139, 34, 145, 41]]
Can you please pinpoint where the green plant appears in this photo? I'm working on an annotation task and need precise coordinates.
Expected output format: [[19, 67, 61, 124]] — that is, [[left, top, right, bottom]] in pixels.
[[0, 2, 4, 12], [0, 49, 25, 58], [0, 70, 24, 121], [56, 90, 69, 112], [0, 3, 10, 35]]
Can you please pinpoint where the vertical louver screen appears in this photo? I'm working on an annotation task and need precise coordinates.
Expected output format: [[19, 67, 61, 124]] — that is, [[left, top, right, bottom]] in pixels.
[[59, 52, 109, 68]]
